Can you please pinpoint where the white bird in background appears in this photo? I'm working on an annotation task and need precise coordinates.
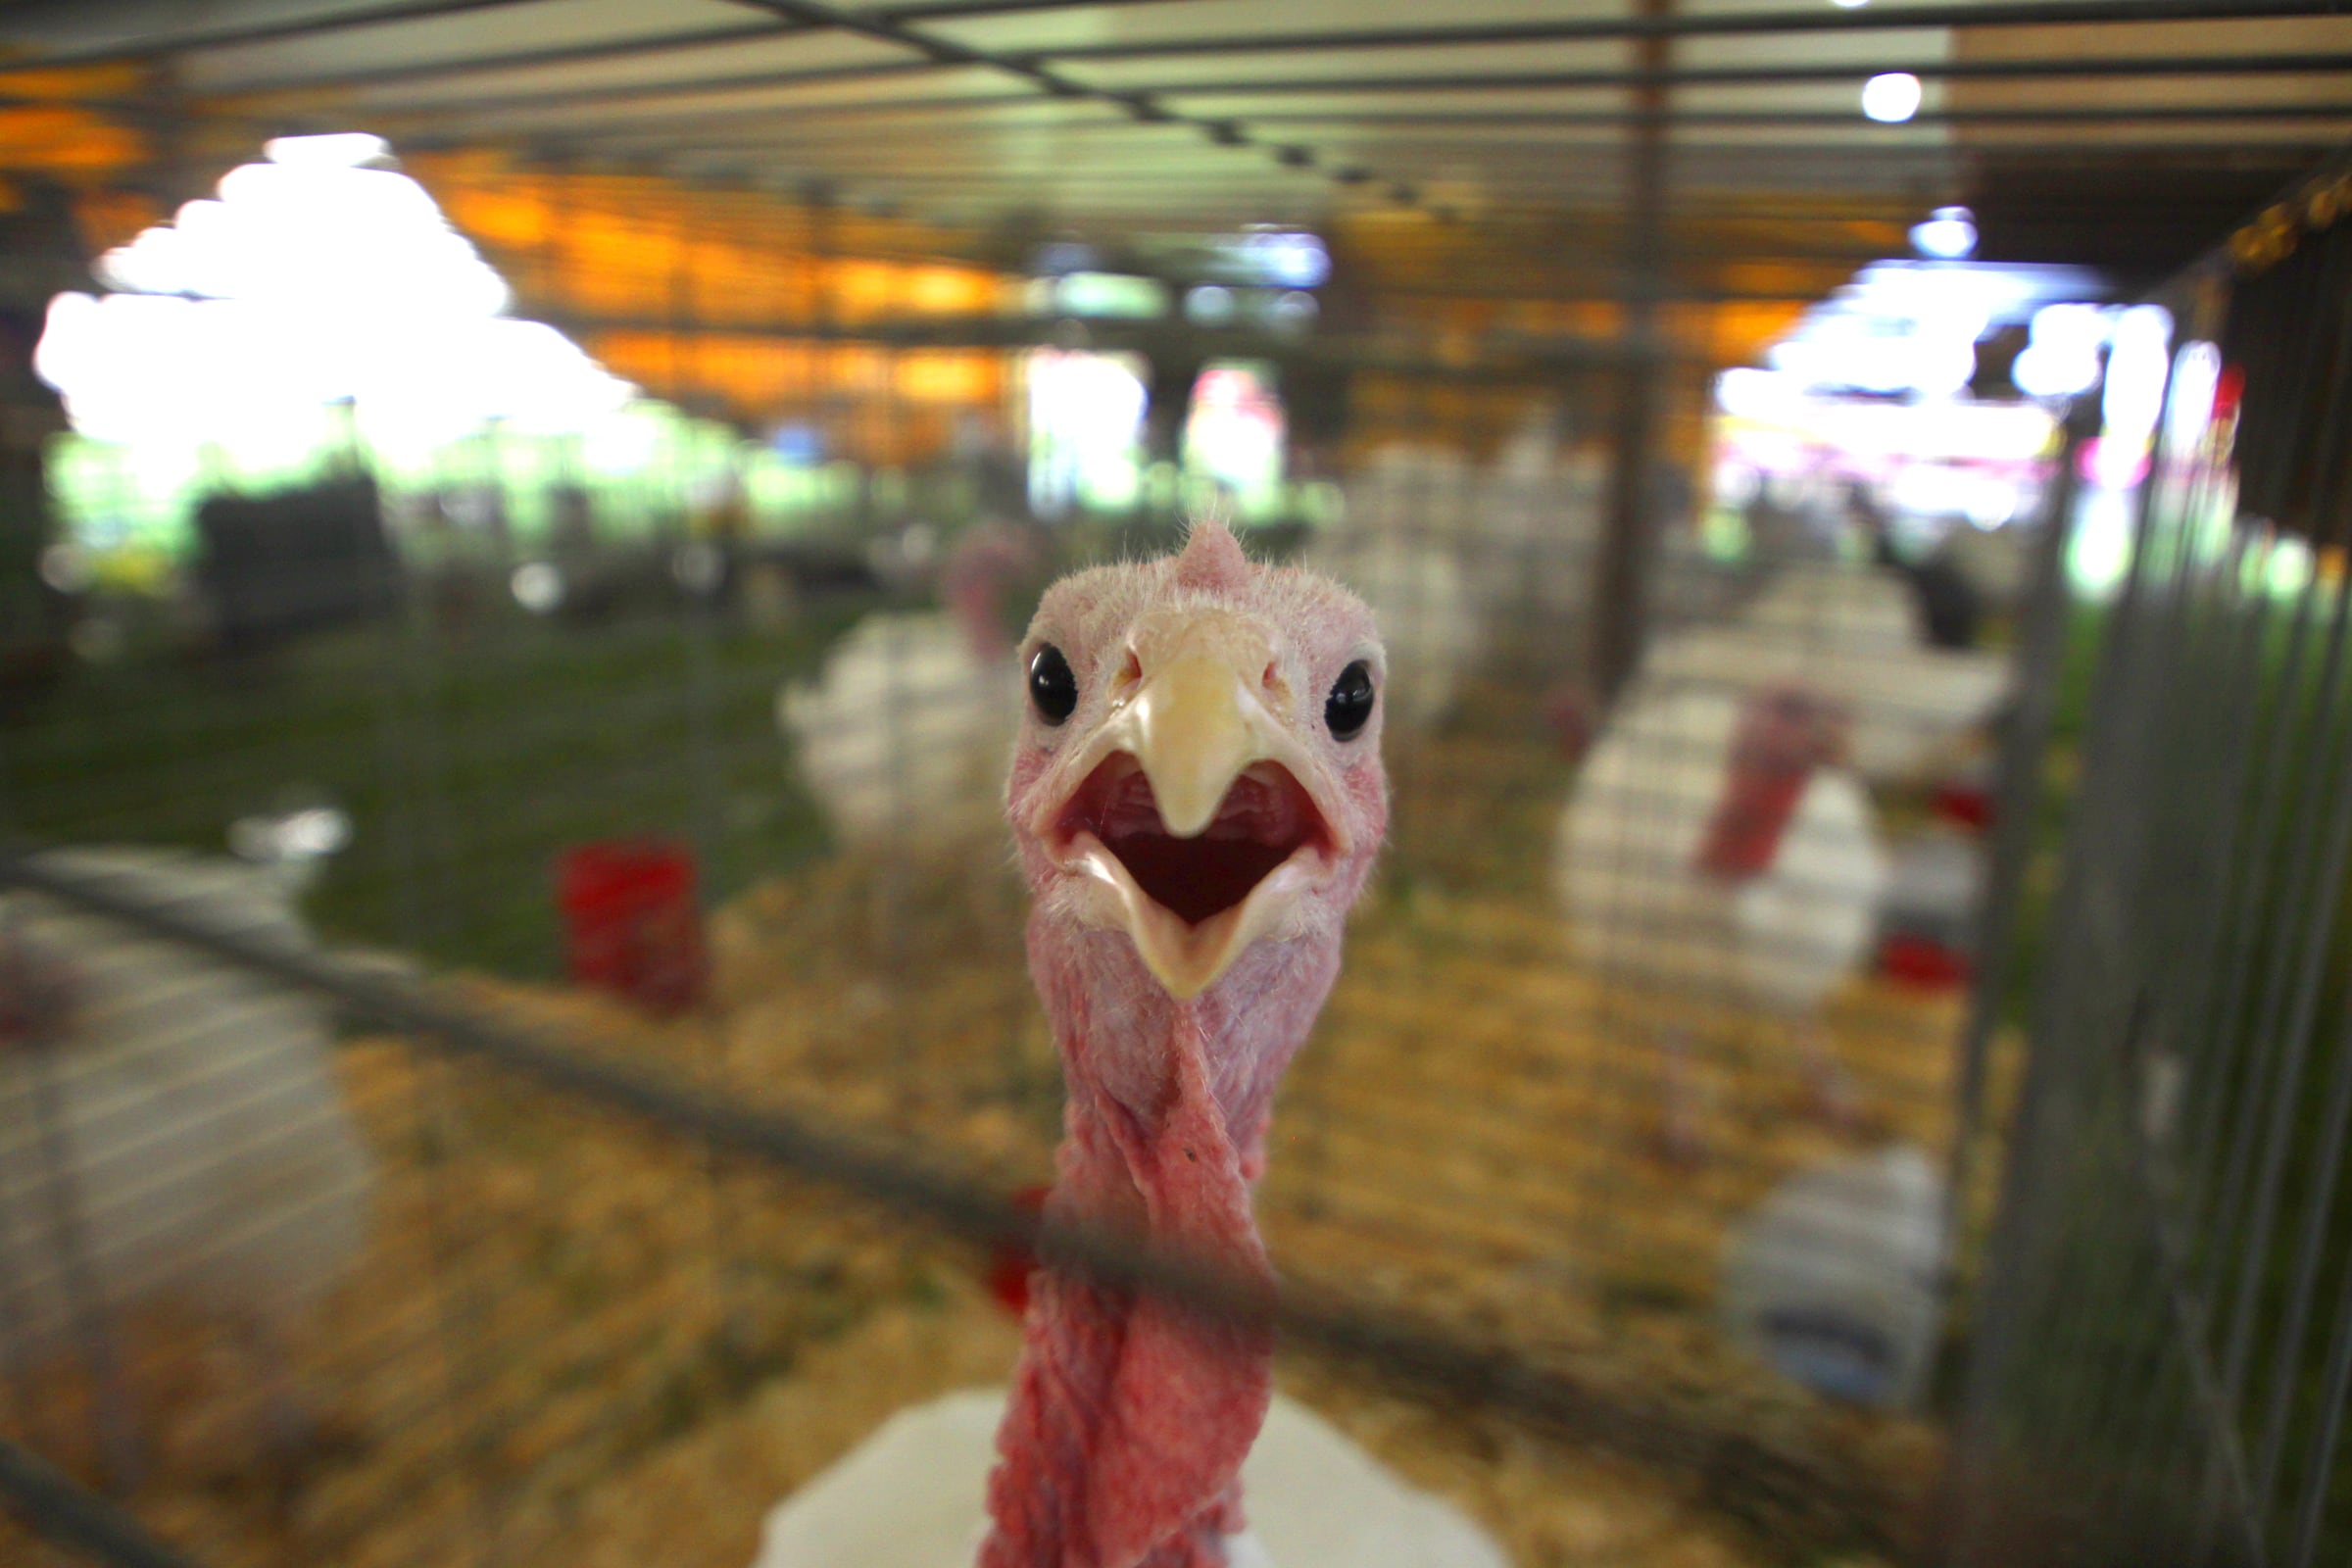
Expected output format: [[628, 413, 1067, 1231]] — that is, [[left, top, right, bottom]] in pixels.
[[1643, 562, 2013, 787], [1555, 682, 1890, 1160], [0, 846, 373, 1481], [1305, 444, 1482, 730], [779, 524, 1043, 855]]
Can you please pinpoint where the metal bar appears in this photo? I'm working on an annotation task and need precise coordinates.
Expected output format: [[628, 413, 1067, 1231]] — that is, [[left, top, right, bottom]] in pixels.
[[1937, 395, 2097, 1311], [2252, 999, 2352, 1535], [1939, 363, 2180, 1564], [440, 90, 1053, 146], [1588, 0, 1669, 706], [1229, 106, 2352, 127], [213, 18, 800, 97], [2018, 341, 2215, 1523], [1015, 0, 2352, 61], [883, 0, 2345, 37], [1130, 54, 2352, 96], [0, 1434, 203, 1568], [0, 846, 1907, 1555], [548, 308, 1655, 374], [2286, 1233, 2352, 1564], [2116, 998, 2275, 1568], [352, 55, 949, 121], [2180, 527, 2331, 1247], [10, 0, 544, 68]]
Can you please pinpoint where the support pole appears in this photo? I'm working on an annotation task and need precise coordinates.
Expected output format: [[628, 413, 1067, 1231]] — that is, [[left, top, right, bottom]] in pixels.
[[1590, 0, 1671, 703]]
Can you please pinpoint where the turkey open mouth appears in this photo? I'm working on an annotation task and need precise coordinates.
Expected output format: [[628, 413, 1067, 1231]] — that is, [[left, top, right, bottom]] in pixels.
[[1056, 755, 1333, 928]]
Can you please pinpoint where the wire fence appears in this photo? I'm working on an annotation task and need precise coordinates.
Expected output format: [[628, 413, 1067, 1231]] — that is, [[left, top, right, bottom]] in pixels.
[[0, 360, 2028, 1568], [1, 61, 2344, 1568], [1941, 159, 2352, 1568]]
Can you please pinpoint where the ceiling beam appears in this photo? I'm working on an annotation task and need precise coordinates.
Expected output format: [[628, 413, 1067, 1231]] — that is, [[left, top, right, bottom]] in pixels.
[[206, 19, 801, 97], [315, 55, 948, 119], [1237, 105, 2352, 128], [690, 0, 1431, 217], [1132, 53, 2352, 97], [878, 0, 2343, 29], [1005, 0, 2352, 62], [10, 0, 544, 68]]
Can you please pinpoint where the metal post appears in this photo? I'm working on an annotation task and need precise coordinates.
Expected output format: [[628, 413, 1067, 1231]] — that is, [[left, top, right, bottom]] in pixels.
[[1590, 0, 1670, 702]]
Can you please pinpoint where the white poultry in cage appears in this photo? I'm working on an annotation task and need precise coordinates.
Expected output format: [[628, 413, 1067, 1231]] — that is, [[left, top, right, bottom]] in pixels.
[[1305, 444, 1481, 730], [778, 524, 1042, 854], [1642, 562, 2014, 786], [1555, 683, 1890, 1158], [0, 845, 373, 1476]]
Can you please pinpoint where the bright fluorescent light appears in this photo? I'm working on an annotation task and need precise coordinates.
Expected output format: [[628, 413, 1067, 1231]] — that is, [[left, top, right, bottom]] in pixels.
[[1861, 73, 1922, 123], [265, 132, 390, 169], [1909, 207, 1978, 261]]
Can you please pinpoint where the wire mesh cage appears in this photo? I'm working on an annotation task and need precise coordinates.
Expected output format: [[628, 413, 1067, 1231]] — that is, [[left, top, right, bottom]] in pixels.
[[0, 8, 2344, 1568], [1944, 158, 2352, 1568], [0, 349, 2020, 1568]]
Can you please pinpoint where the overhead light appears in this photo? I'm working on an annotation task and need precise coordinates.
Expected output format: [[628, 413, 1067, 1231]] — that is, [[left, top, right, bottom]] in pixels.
[[1833, 0, 1871, 8], [264, 132, 390, 169], [1910, 207, 1978, 260], [1185, 284, 1236, 324], [1861, 73, 1923, 123]]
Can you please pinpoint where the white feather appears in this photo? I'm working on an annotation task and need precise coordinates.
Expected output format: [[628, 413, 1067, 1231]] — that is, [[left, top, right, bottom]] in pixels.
[[778, 612, 1021, 853], [0, 847, 371, 1362], [1642, 564, 2012, 784], [1553, 685, 1888, 1022], [750, 1389, 1508, 1568]]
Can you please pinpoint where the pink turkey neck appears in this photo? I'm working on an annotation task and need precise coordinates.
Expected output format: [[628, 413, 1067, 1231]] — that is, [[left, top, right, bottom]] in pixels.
[[978, 912, 1345, 1568]]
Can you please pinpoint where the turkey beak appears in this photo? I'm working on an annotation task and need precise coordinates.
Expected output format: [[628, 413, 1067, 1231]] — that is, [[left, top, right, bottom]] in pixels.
[[1127, 648, 1265, 839], [1039, 615, 1345, 1003]]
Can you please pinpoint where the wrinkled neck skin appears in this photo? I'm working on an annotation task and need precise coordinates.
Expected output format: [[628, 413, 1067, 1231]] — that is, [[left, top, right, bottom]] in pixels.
[[978, 918, 1343, 1568]]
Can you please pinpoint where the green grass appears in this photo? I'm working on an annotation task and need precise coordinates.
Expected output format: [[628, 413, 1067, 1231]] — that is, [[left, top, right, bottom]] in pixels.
[[1, 589, 879, 977]]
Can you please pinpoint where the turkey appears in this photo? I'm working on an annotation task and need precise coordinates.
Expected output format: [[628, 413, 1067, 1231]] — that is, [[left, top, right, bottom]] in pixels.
[[1555, 681, 1890, 1160], [0, 846, 373, 1485], [753, 523, 1504, 1567], [1304, 445, 1479, 731], [778, 522, 1045, 856], [1642, 562, 2014, 786]]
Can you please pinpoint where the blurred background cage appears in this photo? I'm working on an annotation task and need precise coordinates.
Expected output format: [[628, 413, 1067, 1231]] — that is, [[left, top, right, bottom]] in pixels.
[[0, 4, 2344, 1567]]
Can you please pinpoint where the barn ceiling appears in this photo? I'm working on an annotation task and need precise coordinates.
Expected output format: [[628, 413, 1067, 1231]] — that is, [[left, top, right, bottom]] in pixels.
[[0, 0, 2339, 277]]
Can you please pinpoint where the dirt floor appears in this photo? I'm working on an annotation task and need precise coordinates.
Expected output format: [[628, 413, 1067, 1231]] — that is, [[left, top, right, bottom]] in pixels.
[[2, 707, 1998, 1568]]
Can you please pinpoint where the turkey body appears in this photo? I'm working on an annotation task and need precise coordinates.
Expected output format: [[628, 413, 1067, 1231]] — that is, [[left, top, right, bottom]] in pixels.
[[1305, 446, 1482, 730], [1642, 564, 2012, 786], [751, 1389, 1506, 1568], [778, 611, 1022, 853], [0, 847, 372, 1373], [1557, 686, 1888, 1015], [1298, 530, 1473, 733], [1554, 684, 1890, 1151]]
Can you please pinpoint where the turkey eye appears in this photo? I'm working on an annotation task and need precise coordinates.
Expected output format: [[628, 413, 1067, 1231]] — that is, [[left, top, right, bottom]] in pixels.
[[1028, 644, 1078, 725], [1325, 661, 1375, 740]]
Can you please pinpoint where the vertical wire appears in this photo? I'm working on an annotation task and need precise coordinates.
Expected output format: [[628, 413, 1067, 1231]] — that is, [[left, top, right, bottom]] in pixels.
[[1940, 376, 2177, 1564], [2021, 355, 2225, 1511], [1936, 398, 2094, 1299], [2082, 453, 2265, 1542]]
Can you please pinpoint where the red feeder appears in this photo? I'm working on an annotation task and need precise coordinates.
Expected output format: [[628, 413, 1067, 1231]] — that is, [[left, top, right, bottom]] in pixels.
[[558, 840, 708, 1015]]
